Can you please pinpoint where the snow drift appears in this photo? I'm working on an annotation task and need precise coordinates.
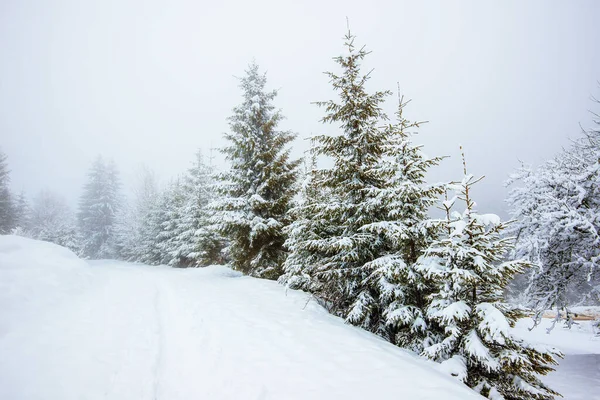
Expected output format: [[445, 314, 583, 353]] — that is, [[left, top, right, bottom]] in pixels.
[[0, 235, 92, 336]]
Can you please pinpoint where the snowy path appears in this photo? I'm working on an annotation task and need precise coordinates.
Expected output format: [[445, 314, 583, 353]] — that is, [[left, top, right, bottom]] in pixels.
[[0, 237, 481, 400]]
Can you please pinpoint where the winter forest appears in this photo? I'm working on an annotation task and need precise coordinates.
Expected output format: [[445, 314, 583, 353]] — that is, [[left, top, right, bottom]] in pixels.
[[1, 12, 600, 400]]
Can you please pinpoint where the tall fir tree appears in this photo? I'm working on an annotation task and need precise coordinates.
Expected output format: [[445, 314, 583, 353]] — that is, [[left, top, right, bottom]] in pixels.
[[282, 31, 395, 317], [346, 95, 445, 349], [212, 63, 300, 279], [419, 152, 561, 400], [0, 150, 15, 234], [77, 156, 121, 259]]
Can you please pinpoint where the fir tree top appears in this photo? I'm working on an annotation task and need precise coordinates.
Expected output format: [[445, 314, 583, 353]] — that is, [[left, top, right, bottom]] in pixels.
[[312, 31, 391, 199]]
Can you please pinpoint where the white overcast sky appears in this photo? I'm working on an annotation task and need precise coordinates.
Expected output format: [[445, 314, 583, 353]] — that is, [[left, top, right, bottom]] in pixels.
[[1, 0, 599, 217]]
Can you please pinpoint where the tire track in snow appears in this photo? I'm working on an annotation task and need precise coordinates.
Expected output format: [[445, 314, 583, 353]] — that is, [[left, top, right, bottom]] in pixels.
[[152, 284, 165, 400]]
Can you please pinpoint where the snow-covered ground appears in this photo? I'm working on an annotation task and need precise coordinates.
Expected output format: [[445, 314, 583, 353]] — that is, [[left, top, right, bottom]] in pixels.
[[0, 236, 598, 400], [0, 236, 481, 400], [512, 316, 600, 400]]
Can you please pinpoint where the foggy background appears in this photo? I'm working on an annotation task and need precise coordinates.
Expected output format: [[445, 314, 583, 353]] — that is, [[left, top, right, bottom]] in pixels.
[[1, 0, 599, 217]]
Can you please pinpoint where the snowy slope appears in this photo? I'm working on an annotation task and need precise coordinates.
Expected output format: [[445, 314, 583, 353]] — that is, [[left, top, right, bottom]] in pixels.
[[0, 236, 93, 336], [0, 236, 482, 400]]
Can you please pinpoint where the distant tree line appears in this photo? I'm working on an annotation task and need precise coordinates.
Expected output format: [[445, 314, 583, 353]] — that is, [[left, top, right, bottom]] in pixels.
[[2, 29, 600, 400]]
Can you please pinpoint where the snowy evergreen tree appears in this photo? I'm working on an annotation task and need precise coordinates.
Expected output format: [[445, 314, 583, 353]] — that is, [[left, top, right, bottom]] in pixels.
[[77, 156, 121, 259], [112, 203, 135, 260], [132, 179, 186, 266], [155, 179, 187, 265], [134, 198, 165, 265], [506, 100, 600, 326], [12, 191, 30, 231], [170, 150, 224, 267], [0, 150, 15, 234], [156, 179, 187, 265], [113, 166, 159, 262], [280, 147, 331, 294], [346, 95, 445, 349], [29, 190, 80, 251], [282, 31, 401, 318], [212, 63, 300, 279], [420, 154, 561, 400]]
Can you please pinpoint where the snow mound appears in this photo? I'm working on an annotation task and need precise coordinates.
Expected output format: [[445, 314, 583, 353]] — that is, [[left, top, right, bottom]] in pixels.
[[0, 235, 92, 335]]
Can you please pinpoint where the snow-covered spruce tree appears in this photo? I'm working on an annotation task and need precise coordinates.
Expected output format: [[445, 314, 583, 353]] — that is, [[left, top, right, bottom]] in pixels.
[[77, 157, 121, 259], [280, 146, 331, 294], [158, 181, 187, 265], [29, 190, 80, 252], [346, 95, 445, 349], [506, 101, 600, 327], [282, 31, 399, 317], [170, 150, 224, 267], [134, 193, 166, 265], [419, 153, 561, 400], [112, 202, 137, 261], [0, 150, 16, 234], [212, 63, 300, 279], [113, 166, 159, 262], [136, 179, 186, 266]]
